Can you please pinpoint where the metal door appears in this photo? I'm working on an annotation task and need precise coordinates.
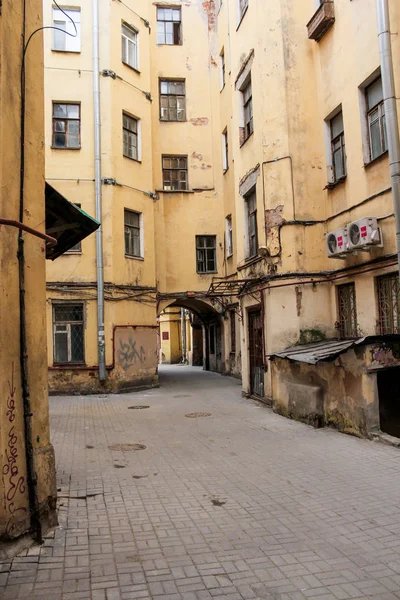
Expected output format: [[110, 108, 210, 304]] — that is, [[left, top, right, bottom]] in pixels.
[[248, 309, 264, 397]]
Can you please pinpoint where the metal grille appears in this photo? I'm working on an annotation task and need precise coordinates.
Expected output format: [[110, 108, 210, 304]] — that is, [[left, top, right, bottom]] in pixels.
[[377, 273, 400, 334], [337, 283, 358, 338], [249, 310, 264, 397], [53, 304, 84, 364]]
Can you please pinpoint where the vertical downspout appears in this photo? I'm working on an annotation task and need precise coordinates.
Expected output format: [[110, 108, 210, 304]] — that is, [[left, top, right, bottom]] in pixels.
[[377, 0, 400, 280], [92, 0, 106, 380]]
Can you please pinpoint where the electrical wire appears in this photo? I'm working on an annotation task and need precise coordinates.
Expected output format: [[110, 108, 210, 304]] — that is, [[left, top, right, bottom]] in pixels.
[[113, 0, 151, 30]]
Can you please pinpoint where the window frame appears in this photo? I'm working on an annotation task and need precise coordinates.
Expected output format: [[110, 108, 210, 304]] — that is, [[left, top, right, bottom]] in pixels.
[[219, 48, 226, 91], [159, 79, 186, 122], [245, 190, 258, 258], [52, 102, 81, 149], [330, 110, 347, 182], [121, 22, 139, 71], [124, 209, 143, 258], [196, 235, 217, 274], [225, 215, 233, 257], [222, 129, 229, 172], [122, 112, 140, 161], [52, 7, 81, 53], [156, 6, 182, 46], [52, 303, 85, 365], [337, 283, 358, 339], [162, 155, 188, 191], [366, 77, 387, 161], [242, 79, 253, 143]]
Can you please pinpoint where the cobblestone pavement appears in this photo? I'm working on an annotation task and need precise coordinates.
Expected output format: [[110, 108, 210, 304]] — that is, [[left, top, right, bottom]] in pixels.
[[2, 365, 400, 600]]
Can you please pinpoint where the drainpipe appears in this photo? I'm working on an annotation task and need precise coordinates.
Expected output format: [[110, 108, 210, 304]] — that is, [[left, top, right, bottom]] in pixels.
[[92, 0, 106, 381], [181, 309, 187, 364], [377, 0, 400, 281]]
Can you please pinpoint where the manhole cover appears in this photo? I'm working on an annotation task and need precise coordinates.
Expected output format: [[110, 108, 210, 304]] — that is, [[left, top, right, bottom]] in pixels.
[[185, 412, 212, 418], [109, 443, 146, 451], [128, 405, 150, 410]]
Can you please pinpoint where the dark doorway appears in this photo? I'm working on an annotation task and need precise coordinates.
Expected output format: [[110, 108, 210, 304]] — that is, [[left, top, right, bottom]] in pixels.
[[248, 309, 264, 397], [378, 367, 400, 438]]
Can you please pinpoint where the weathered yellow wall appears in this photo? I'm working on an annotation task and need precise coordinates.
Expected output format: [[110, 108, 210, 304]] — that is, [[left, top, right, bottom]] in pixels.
[[159, 310, 182, 364], [0, 0, 57, 550]]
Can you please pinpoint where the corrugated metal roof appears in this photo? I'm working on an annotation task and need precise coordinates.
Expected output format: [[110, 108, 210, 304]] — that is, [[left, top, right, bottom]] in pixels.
[[270, 338, 368, 365]]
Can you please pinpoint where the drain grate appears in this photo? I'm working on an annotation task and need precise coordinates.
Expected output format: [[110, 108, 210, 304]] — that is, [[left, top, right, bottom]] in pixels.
[[128, 405, 150, 410], [185, 412, 212, 418], [109, 443, 146, 451]]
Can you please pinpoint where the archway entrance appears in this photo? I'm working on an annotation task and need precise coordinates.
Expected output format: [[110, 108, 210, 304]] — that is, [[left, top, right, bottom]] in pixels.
[[157, 297, 224, 374]]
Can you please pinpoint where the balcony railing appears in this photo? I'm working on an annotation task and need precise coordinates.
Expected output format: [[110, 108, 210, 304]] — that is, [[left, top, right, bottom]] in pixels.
[[307, 1, 335, 42]]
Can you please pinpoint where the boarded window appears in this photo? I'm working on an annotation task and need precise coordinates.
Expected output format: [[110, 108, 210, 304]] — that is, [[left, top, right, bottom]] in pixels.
[[53, 304, 84, 363]]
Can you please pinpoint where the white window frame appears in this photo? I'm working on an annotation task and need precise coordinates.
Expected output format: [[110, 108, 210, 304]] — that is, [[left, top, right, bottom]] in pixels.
[[52, 303, 85, 364], [124, 209, 144, 259], [219, 48, 226, 91], [121, 22, 139, 70], [358, 68, 385, 165], [225, 215, 233, 257], [236, 0, 248, 26], [52, 7, 81, 52]]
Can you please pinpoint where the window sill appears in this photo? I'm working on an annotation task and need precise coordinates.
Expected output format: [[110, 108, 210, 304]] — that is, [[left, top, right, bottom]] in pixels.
[[324, 175, 347, 190], [240, 131, 253, 148], [125, 254, 144, 261], [64, 251, 82, 255], [156, 43, 183, 47], [364, 150, 388, 169], [122, 61, 140, 74], [196, 271, 218, 275], [52, 362, 86, 369], [51, 48, 81, 54], [159, 119, 187, 123], [236, 5, 248, 30], [51, 146, 81, 150], [156, 189, 194, 194], [123, 154, 141, 163]]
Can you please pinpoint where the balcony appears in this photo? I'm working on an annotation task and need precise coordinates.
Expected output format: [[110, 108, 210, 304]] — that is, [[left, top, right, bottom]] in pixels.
[[307, 1, 335, 42]]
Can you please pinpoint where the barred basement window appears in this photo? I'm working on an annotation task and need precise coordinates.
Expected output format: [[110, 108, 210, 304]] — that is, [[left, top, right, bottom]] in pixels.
[[160, 80, 186, 121], [337, 283, 358, 338], [53, 304, 84, 364], [377, 273, 400, 334], [196, 235, 217, 273], [162, 156, 188, 190]]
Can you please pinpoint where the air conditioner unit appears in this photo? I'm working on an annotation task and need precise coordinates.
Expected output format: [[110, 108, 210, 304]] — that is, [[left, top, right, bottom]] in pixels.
[[326, 228, 348, 259], [347, 217, 382, 251]]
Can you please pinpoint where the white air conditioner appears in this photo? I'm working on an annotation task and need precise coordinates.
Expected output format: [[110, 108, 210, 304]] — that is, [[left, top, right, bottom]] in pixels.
[[326, 227, 348, 258], [347, 217, 382, 251]]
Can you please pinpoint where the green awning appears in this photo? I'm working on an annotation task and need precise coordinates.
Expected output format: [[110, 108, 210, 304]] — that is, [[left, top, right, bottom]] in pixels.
[[45, 182, 100, 260]]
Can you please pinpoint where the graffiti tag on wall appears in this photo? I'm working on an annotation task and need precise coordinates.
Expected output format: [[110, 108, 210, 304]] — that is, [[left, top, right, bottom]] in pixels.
[[2, 363, 27, 537], [117, 337, 146, 369]]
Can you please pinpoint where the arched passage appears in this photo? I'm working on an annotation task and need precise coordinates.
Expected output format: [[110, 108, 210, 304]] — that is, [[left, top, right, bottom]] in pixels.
[[157, 297, 225, 374]]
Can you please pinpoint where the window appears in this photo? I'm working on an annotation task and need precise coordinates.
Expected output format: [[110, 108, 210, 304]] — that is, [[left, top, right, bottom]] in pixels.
[[245, 191, 258, 258], [123, 113, 139, 160], [219, 49, 226, 90], [160, 80, 186, 121], [157, 7, 181, 45], [124, 210, 142, 257], [196, 236, 217, 273], [52, 103, 80, 149], [337, 283, 358, 338], [53, 304, 84, 364], [52, 7, 81, 52], [239, 0, 248, 19], [222, 129, 229, 171], [66, 204, 82, 253], [121, 23, 138, 69], [377, 273, 400, 335], [242, 78, 253, 142], [162, 331, 169, 341], [225, 215, 233, 257], [230, 310, 236, 353], [366, 77, 387, 161], [330, 111, 346, 181], [162, 156, 188, 191]]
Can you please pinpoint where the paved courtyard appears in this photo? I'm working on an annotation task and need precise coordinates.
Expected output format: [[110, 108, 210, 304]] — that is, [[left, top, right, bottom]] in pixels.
[[2, 365, 400, 600]]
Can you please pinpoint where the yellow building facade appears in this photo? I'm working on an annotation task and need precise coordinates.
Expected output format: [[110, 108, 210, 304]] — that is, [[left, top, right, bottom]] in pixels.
[[0, 0, 57, 553], [44, 0, 400, 438]]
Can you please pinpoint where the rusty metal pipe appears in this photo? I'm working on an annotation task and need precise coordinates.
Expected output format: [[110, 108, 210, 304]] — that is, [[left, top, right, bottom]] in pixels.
[[0, 218, 57, 246]]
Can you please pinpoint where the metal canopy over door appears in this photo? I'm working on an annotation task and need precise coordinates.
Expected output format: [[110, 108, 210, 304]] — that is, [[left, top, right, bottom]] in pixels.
[[248, 309, 263, 397]]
